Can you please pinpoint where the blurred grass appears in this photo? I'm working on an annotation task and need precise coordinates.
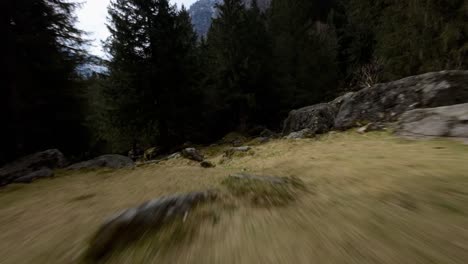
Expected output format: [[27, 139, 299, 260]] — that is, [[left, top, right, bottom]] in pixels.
[[0, 131, 468, 263]]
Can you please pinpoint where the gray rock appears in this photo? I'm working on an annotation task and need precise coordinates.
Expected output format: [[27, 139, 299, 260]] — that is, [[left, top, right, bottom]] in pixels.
[[13, 168, 54, 183], [282, 92, 354, 136], [181, 148, 204, 162], [397, 103, 468, 140], [67, 155, 134, 170], [330, 92, 355, 110], [283, 103, 338, 135], [87, 190, 217, 260], [0, 149, 66, 187], [285, 128, 315, 139], [335, 71, 468, 130]]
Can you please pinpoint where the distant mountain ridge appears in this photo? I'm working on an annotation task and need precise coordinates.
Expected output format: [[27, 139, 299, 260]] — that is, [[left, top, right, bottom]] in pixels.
[[189, 0, 271, 37]]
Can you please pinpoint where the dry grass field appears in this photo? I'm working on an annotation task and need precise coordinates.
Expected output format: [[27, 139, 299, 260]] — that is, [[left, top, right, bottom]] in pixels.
[[1, 131, 468, 264]]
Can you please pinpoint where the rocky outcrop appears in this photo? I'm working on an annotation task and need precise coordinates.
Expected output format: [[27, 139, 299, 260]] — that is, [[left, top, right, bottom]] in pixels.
[[0, 149, 66, 187], [189, 0, 271, 37], [335, 71, 468, 130], [283, 71, 468, 135], [86, 190, 217, 260], [67, 155, 134, 170], [396, 103, 468, 140]]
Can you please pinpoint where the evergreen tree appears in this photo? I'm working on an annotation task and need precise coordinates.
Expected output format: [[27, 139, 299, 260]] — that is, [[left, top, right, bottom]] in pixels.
[[2, 0, 87, 163], [375, 0, 467, 79], [269, 0, 339, 110], [104, 0, 200, 152], [206, 0, 274, 132]]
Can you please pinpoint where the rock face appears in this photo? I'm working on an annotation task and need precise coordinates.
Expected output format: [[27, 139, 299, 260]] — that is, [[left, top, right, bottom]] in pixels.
[[397, 103, 468, 140], [189, 0, 271, 37], [87, 190, 217, 260], [181, 148, 204, 162], [283, 71, 468, 135], [67, 155, 134, 170], [0, 149, 66, 186], [335, 71, 468, 130]]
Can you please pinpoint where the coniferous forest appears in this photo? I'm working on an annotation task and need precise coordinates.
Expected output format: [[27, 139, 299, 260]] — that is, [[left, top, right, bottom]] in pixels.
[[3, 0, 467, 164]]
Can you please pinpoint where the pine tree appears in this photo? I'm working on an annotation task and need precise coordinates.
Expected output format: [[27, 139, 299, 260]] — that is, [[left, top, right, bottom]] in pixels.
[[2, 0, 87, 163], [104, 0, 201, 152], [268, 0, 339, 110], [375, 0, 467, 79], [206, 0, 275, 131]]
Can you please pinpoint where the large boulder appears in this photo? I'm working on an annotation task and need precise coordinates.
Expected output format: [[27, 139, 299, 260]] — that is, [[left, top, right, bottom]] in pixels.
[[86, 190, 217, 260], [0, 149, 66, 187], [283, 103, 338, 135], [282, 92, 355, 135], [335, 71, 468, 130], [67, 155, 134, 170], [396, 103, 468, 140]]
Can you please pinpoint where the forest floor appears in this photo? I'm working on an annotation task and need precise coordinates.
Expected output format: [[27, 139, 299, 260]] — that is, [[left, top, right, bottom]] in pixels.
[[1, 132, 468, 264]]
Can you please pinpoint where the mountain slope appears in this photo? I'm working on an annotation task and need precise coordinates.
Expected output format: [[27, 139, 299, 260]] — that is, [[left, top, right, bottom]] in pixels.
[[189, 0, 271, 37]]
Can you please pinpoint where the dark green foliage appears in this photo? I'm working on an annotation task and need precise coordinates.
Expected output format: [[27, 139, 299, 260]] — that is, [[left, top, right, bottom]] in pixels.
[[374, 0, 467, 79], [204, 0, 277, 132], [101, 0, 202, 152], [268, 0, 340, 111], [333, 0, 467, 82], [4, 0, 467, 160], [2, 0, 88, 164]]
